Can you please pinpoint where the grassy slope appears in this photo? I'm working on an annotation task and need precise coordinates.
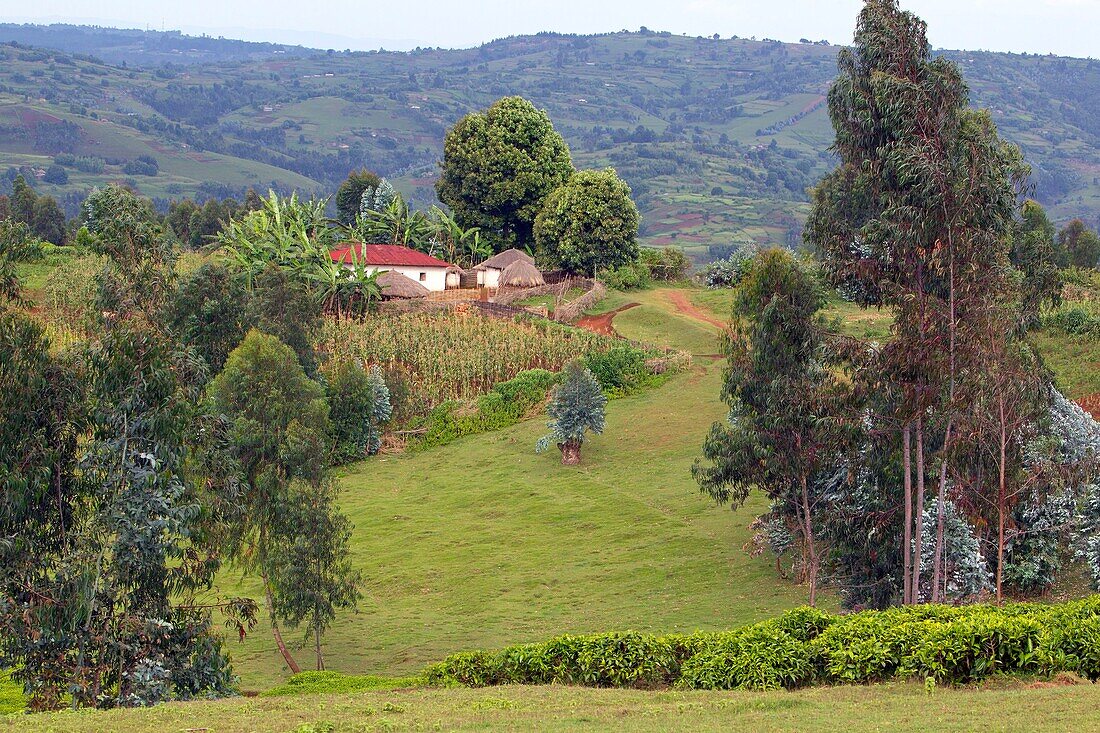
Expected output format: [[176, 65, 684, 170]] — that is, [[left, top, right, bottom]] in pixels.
[[8, 682, 1100, 732], [222, 287, 813, 690], [692, 287, 1097, 398]]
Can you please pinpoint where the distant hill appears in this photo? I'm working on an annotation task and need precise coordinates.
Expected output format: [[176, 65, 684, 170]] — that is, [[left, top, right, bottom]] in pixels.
[[0, 24, 315, 66], [0, 26, 1097, 261]]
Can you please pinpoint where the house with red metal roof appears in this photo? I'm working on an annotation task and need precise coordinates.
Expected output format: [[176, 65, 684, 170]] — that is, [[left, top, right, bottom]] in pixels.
[[329, 243, 455, 293]]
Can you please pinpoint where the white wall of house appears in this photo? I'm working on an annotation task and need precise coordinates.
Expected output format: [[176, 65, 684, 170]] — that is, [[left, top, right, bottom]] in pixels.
[[349, 265, 449, 292], [477, 268, 503, 289]]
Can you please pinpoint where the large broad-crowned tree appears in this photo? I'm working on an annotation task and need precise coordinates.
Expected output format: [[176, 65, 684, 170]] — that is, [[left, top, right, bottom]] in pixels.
[[436, 96, 574, 252], [534, 168, 640, 276]]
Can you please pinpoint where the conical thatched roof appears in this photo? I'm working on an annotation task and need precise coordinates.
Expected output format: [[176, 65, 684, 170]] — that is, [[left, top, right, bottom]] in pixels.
[[475, 248, 534, 271], [499, 260, 545, 288], [377, 269, 430, 299]]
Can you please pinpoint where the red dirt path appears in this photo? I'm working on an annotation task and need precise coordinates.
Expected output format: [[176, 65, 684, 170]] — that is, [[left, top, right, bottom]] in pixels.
[[575, 303, 639, 337], [1078, 393, 1100, 420], [661, 290, 730, 331]]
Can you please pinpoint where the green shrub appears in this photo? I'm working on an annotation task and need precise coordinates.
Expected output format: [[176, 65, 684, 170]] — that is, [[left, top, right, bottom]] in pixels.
[[583, 344, 650, 394], [1043, 305, 1100, 337], [421, 597, 1100, 692], [678, 625, 813, 690], [600, 261, 652, 291], [415, 369, 560, 449], [639, 247, 691, 282]]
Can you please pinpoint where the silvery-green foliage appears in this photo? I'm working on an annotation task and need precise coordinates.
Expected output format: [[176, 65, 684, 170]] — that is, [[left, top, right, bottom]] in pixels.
[[365, 365, 392, 455], [1076, 483, 1100, 589], [536, 362, 606, 452], [918, 500, 991, 603], [1008, 389, 1100, 592], [359, 178, 397, 218], [1004, 484, 1076, 593], [699, 252, 755, 289]]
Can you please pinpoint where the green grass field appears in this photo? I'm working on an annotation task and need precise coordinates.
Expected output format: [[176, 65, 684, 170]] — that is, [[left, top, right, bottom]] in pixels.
[[7, 681, 1099, 732], [221, 289, 811, 689]]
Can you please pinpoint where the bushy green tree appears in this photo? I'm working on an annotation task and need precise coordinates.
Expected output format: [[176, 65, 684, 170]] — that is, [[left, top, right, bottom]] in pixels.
[[1059, 219, 1100, 269], [536, 361, 607, 465], [209, 329, 332, 673], [269, 477, 362, 670], [336, 169, 381, 225], [327, 361, 392, 463], [535, 168, 640, 276], [249, 263, 323, 375], [437, 96, 573, 252], [1011, 200, 1062, 327], [693, 249, 852, 606], [167, 263, 254, 373]]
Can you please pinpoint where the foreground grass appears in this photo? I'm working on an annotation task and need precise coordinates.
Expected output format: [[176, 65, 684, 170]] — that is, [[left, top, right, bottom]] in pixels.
[[6, 681, 1099, 732], [0, 672, 22, 715], [219, 288, 811, 689]]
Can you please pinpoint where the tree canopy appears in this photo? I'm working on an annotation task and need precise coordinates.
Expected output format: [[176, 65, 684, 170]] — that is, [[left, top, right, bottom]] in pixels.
[[534, 168, 640, 276], [436, 96, 574, 252]]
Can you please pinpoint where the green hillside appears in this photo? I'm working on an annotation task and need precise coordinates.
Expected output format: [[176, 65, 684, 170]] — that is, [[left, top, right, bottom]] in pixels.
[[1, 29, 1098, 259], [221, 289, 811, 690]]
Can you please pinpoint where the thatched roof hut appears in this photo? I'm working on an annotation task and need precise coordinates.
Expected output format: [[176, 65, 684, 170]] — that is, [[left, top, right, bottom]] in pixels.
[[474, 248, 534, 272], [499, 260, 545, 288], [377, 269, 430, 299]]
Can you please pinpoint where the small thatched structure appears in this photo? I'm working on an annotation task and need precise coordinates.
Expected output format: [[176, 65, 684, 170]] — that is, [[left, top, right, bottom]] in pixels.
[[499, 260, 545, 288], [377, 269, 430, 299], [475, 248, 534, 272]]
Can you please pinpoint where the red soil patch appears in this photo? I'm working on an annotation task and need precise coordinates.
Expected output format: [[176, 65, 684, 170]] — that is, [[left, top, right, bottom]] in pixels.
[[575, 303, 639, 337], [1078, 393, 1100, 420], [661, 290, 729, 331]]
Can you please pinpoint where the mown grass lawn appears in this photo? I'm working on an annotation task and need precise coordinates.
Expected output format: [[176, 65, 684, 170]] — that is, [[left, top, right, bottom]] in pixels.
[[217, 288, 813, 690], [6, 681, 1099, 732]]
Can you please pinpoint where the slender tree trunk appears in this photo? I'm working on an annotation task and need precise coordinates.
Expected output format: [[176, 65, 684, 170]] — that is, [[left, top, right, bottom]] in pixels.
[[996, 397, 1007, 604], [800, 473, 818, 607], [932, 234, 958, 605], [263, 571, 301, 674], [931, 419, 952, 604], [914, 417, 926, 602], [902, 423, 913, 605], [315, 623, 325, 671]]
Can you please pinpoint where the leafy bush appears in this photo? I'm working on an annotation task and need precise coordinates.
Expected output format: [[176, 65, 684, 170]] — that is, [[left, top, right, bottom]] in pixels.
[[583, 344, 650, 394], [678, 625, 813, 690], [416, 369, 559, 449], [422, 598, 1100, 691], [699, 253, 755, 288], [326, 361, 392, 463], [1043, 305, 1100, 337], [639, 247, 691, 282], [600, 261, 652, 290]]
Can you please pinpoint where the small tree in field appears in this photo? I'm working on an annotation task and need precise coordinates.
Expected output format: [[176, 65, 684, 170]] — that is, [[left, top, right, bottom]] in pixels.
[[537, 361, 607, 465], [269, 477, 362, 671]]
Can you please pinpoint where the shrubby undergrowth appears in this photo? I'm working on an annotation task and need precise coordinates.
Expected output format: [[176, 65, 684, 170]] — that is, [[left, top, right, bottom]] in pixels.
[[423, 598, 1100, 691]]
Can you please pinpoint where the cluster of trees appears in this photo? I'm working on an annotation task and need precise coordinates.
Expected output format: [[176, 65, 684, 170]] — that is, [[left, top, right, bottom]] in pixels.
[[1, 184, 396, 710], [437, 96, 641, 276], [696, 0, 1100, 609], [0, 175, 67, 243]]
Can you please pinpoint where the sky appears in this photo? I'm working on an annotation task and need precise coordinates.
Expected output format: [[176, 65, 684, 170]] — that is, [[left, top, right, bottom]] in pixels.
[[7, 0, 1100, 58]]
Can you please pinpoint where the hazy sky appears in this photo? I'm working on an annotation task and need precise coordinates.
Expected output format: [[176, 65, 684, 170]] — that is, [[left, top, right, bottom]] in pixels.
[[9, 1, 1100, 58]]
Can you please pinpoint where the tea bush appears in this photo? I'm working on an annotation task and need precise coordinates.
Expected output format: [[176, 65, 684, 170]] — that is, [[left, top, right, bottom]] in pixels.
[[423, 598, 1100, 691]]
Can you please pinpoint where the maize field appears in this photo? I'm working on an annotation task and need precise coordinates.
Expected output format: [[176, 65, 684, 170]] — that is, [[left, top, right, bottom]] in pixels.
[[321, 311, 619, 409]]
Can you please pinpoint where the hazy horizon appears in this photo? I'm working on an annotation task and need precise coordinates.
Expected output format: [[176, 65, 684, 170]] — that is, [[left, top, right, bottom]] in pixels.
[[7, 1, 1100, 59]]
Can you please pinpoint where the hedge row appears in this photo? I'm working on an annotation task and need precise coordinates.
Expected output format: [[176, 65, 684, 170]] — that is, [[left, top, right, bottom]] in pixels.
[[423, 598, 1100, 690]]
